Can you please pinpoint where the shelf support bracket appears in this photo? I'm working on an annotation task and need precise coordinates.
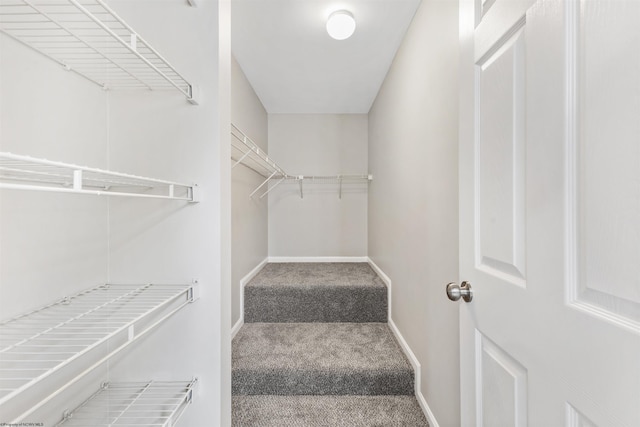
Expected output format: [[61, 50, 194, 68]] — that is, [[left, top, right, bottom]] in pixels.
[[260, 177, 285, 199], [250, 171, 277, 198], [187, 85, 200, 105], [232, 150, 252, 169], [189, 184, 200, 203], [189, 280, 200, 302], [298, 176, 304, 199]]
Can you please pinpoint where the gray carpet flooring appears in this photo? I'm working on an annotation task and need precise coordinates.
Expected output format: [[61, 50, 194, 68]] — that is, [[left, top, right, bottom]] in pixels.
[[232, 262, 428, 426], [233, 323, 414, 395], [232, 396, 428, 427], [245, 263, 387, 322]]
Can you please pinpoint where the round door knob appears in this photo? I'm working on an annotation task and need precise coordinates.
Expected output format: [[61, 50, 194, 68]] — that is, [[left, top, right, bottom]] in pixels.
[[446, 281, 473, 303]]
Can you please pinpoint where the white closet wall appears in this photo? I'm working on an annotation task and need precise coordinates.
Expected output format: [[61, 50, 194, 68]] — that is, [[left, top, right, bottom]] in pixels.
[[231, 55, 268, 328], [267, 114, 368, 258], [367, 0, 460, 425], [0, 0, 224, 424]]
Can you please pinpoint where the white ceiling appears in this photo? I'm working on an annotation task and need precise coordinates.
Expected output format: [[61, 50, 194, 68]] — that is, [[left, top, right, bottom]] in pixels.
[[231, 0, 421, 114]]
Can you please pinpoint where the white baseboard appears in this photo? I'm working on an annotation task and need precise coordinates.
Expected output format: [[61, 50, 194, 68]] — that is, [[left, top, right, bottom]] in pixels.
[[368, 258, 441, 427], [268, 256, 369, 263], [388, 318, 440, 427], [367, 258, 392, 322], [231, 314, 244, 339], [231, 257, 268, 339]]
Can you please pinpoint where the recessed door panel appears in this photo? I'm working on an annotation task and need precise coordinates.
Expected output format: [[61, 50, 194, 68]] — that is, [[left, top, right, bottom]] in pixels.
[[476, 331, 528, 427], [568, 0, 640, 328], [475, 28, 526, 287]]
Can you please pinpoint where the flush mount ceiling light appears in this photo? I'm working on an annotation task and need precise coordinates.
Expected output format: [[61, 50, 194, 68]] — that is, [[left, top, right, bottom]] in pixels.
[[326, 10, 356, 40]]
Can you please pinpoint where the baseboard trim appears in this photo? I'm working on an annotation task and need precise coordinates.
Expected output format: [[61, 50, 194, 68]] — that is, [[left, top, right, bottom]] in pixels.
[[268, 256, 369, 263], [231, 315, 243, 340], [388, 318, 440, 427], [232, 257, 268, 339], [367, 258, 392, 322], [368, 258, 441, 427]]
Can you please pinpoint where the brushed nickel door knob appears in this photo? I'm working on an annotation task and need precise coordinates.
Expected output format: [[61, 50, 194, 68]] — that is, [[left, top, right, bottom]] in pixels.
[[446, 281, 473, 303]]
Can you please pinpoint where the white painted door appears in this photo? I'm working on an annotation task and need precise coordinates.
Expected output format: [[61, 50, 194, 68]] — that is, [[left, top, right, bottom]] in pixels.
[[458, 0, 640, 425]]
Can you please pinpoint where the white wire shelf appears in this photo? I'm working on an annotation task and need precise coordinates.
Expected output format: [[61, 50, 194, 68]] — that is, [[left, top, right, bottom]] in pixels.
[[230, 123, 372, 199], [0, 0, 197, 103], [0, 152, 199, 202], [56, 379, 197, 427], [0, 283, 197, 410], [231, 123, 289, 180]]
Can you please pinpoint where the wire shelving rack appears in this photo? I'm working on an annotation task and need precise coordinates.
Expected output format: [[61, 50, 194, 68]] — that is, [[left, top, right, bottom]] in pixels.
[[231, 123, 289, 194], [230, 123, 372, 199], [0, 283, 197, 413], [0, 0, 197, 102], [0, 152, 200, 202], [55, 379, 197, 426]]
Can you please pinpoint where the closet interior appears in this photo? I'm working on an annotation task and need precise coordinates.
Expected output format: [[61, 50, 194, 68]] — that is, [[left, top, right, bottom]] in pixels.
[[0, 0, 220, 424]]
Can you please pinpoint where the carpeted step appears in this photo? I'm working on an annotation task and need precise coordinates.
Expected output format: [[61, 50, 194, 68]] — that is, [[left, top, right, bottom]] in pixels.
[[244, 263, 387, 323], [232, 323, 414, 396], [232, 395, 429, 426]]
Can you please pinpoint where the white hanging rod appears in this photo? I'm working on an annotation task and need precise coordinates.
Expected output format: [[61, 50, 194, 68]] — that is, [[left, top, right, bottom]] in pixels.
[[0, 0, 197, 103], [55, 379, 197, 426], [282, 175, 373, 182], [0, 152, 199, 202], [0, 282, 198, 411]]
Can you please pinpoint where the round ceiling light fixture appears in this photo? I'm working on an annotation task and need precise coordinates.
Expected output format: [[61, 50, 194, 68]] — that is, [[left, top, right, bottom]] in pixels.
[[326, 10, 356, 40]]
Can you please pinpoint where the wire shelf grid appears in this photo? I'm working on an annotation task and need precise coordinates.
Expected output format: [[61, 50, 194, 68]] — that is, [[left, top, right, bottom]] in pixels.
[[0, 0, 194, 100], [0, 283, 195, 406], [55, 379, 197, 426], [0, 152, 199, 201]]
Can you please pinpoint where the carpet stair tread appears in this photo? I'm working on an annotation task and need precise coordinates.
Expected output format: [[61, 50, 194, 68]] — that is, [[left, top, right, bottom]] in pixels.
[[232, 322, 413, 396], [247, 263, 387, 288], [245, 263, 387, 323], [232, 395, 429, 427]]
